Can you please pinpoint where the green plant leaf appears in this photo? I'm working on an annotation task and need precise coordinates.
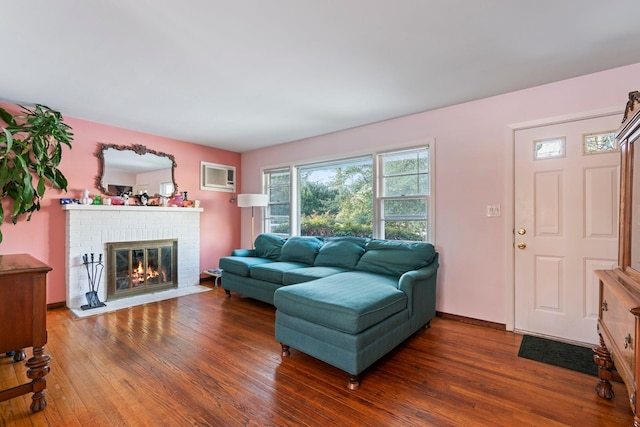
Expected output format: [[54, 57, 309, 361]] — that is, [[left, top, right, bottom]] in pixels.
[[1, 127, 13, 152], [37, 177, 45, 197], [0, 104, 73, 232], [0, 107, 16, 127]]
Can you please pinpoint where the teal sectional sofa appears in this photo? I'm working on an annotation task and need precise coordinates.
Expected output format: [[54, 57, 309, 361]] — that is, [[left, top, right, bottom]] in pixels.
[[219, 233, 439, 389]]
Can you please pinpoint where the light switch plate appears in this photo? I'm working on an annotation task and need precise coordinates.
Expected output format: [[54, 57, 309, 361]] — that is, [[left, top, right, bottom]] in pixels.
[[486, 205, 501, 217]]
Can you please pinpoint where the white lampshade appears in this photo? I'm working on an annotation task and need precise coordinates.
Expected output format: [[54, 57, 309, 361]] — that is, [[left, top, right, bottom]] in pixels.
[[237, 194, 268, 207]]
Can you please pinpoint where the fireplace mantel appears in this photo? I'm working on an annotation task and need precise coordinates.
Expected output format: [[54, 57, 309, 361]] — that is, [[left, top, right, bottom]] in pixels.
[[63, 203, 202, 310], [62, 204, 204, 213]]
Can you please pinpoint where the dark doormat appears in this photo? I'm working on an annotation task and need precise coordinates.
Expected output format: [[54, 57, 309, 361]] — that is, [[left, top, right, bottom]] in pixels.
[[518, 335, 598, 376]]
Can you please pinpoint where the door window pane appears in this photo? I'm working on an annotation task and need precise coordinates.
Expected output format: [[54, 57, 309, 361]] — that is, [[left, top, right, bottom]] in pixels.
[[534, 137, 565, 160], [584, 132, 617, 154]]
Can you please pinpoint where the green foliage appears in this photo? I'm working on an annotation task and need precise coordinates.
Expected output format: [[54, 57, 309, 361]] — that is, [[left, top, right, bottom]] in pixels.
[[300, 213, 372, 238], [0, 105, 73, 243], [299, 160, 374, 238]]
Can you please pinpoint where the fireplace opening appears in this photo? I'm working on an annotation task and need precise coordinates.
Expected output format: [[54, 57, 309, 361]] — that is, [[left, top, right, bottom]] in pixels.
[[106, 239, 178, 300]]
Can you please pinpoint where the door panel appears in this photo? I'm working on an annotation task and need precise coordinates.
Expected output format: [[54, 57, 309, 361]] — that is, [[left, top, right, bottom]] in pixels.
[[514, 114, 620, 344]]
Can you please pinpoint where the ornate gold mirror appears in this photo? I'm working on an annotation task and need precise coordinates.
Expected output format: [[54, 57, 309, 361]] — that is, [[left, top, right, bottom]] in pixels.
[[95, 143, 177, 197]]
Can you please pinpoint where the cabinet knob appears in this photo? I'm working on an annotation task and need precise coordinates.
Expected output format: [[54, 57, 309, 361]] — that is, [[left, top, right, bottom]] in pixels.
[[625, 333, 632, 349], [601, 300, 608, 311]]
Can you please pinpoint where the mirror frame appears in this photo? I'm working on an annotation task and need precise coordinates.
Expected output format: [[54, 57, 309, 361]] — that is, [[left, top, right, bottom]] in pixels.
[[95, 143, 178, 196]]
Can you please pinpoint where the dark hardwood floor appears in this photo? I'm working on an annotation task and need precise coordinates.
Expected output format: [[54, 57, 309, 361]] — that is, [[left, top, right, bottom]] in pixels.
[[0, 286, 633, 426]]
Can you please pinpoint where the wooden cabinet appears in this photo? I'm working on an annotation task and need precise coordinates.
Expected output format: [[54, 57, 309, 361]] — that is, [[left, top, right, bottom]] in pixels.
[[0, 253, 52, 412], [595, 91, 640, 427]]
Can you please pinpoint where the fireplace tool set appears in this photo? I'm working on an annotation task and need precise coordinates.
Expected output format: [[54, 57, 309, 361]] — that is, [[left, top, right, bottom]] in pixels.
[[81, 253, 106, 310]]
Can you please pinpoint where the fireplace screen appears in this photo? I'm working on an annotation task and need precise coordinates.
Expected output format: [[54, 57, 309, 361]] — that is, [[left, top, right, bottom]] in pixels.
[[106, 239, 178, 300]]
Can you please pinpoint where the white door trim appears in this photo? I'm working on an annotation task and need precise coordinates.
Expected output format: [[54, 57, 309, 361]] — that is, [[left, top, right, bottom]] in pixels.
[[504, 106, 623, 332]]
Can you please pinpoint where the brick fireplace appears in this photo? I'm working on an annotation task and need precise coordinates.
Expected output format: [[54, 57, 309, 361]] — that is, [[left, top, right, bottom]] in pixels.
[[63, 205, 202, 309]]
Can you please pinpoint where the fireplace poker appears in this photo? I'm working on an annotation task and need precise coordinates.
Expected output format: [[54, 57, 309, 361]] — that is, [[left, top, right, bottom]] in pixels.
[[94, 254, 104, 296]]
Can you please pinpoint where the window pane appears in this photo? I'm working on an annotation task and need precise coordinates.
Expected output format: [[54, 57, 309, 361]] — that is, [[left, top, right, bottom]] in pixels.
[[299, 157, 373, 238], [267, 218, 290, 235], [383, 199, 427, 219], [382, 150, 428, 175], [534, 137, 565, 160], [383, 220, 427, 241], [265, 169, 291, 236], [381, 148, 429, 197], [584, 132, 617, 154], [269, 203, 289, 216], [383, 174, 428, 196]]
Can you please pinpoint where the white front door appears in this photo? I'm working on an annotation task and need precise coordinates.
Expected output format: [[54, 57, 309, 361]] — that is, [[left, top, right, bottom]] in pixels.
[[514, 114, 621, 344]]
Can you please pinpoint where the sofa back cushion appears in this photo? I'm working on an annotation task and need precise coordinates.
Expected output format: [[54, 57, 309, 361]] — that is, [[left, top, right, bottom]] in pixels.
[[279, 236, 324, 265], [314, 236, 367, 270], [356, 239, 436, 277], [254, 234, 286, 260]]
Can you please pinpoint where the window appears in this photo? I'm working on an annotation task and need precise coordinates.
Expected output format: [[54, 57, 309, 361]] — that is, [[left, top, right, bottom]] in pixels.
[[584, 131, 617, 154], [262, 143, 434, 242], [264, 168, 291, 236], [298, 157, 373, 237], [377, 147, 431, 241], [534, 137, 565, 160]]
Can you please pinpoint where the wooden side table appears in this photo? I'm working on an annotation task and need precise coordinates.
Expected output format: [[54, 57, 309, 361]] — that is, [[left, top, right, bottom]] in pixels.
[[0, 254, 52, 412]]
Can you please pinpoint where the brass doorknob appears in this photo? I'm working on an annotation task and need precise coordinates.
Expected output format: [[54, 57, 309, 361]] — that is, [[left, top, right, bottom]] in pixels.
[[517, 228, 526, 235], [517, 242, 526, 249]]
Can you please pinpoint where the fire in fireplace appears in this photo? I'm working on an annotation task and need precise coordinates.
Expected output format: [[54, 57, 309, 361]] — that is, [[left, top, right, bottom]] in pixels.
[[106, 239, 178, 300]]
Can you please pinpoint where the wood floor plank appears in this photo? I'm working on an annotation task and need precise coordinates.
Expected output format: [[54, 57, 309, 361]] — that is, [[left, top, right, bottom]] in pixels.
[[0, 287, 634, 426]]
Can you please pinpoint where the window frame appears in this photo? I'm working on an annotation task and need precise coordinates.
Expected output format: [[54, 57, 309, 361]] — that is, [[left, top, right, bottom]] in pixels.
[[263, 167, 292, 237], [261, 140, 435, 243], [376, 145, 433, 242]]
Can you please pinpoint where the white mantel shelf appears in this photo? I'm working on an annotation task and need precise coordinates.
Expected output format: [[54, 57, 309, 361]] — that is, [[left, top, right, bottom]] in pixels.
[[62, 204, 203, 212]]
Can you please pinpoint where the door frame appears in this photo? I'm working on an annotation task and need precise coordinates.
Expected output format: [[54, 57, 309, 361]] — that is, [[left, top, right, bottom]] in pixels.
[[504, 106, 623, 332]]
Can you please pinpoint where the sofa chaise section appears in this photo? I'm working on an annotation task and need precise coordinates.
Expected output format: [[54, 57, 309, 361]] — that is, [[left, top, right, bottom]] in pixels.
[[273, 241, 438, 389]]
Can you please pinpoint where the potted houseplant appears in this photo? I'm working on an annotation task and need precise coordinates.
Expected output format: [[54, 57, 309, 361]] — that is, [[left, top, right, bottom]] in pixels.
[[0, 104, 73, 243]]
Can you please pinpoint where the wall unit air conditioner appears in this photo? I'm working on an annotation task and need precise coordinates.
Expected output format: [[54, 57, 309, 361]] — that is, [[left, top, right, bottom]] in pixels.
[[200, 162, 236, 192]]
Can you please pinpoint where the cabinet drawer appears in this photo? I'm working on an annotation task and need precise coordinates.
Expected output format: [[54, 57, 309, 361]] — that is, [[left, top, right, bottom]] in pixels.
[[602, 284, 637, 375]]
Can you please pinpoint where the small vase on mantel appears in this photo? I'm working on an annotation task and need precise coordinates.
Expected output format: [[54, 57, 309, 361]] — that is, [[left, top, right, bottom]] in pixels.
[[80, 189, 93, 205], [169, 192, 184, 207]]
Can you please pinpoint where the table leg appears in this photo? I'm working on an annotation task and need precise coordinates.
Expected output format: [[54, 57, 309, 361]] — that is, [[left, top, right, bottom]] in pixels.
[[26, 345, 50, 412]]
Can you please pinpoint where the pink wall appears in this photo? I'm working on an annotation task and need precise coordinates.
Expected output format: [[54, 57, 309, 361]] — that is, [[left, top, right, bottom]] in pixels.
[[241, 63, 640, 324], [0, 103, 241, 304]]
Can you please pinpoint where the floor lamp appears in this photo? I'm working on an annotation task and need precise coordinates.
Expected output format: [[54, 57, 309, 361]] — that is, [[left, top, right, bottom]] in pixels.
[[237, 194, 269, 248]]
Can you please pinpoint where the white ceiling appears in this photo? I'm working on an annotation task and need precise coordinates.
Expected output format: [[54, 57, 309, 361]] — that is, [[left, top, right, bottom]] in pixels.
[[3, 1, 640, 153]]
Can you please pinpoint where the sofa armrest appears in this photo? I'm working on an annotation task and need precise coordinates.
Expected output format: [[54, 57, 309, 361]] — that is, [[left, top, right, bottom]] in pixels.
[[231, 249, 257, 257], [397, 253, 439, 328]]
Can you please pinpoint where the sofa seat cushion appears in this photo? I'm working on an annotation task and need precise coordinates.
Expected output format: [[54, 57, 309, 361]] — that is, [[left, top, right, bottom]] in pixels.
[[219, 256, 273, 277], [250, 262, 310, 284], [282, 266, 349, 285], [274, 272, 407, 334]]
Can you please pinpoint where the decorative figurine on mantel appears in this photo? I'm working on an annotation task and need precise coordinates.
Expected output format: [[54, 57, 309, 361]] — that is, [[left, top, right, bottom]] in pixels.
[[136, 191, 149, 206], [80, 189, 92, 205], [121, 191, 131, 206], [169, 192, 184, 207]]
